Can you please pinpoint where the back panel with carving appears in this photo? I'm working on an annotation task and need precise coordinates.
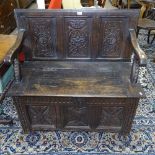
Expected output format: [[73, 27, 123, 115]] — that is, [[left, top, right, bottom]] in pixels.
[[64, 17, 92, 58], [98, 18, 127, 58], [15, 9, 139, 61], [28, 18, 57, 59]]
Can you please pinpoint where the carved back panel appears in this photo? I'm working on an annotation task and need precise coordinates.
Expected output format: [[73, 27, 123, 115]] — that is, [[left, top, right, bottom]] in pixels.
[[15, 9, 139, 61]]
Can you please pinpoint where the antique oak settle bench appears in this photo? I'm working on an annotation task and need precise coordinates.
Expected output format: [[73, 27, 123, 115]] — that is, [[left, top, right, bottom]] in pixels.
[[5, 9, 147, 134]]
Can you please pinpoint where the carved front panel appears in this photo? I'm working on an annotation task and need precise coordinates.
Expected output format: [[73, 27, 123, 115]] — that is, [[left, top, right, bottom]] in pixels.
[[99, 107, 123, 127], [14, 96, 138, 133], [62, 98, 89, 128], [27, 105, 56, 128], [86, 98, 125, 130], [28, 18, 57, 58], [98, 19, 124, 58], [64, 17, 91, 58]]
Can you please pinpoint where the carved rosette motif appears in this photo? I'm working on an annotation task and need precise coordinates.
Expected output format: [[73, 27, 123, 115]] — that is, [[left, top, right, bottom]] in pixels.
[[65, 18, 89, 58], [100, 21, 122, 57], [100, 107, 123, 126], [28, 105, 55, 125], [29, 18, 56, 58]]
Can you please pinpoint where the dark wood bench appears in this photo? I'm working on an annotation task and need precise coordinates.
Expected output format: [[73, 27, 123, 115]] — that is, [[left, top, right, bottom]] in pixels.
[[4, 9, 147, 134]]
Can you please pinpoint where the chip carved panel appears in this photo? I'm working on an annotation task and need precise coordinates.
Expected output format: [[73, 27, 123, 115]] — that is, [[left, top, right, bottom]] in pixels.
[[65, 18, 90, 58], [100, 107, 123, 127], [14, 97, 138, 134], [29, 18, 56, 58], [63, 98, 89, 127], [28, 105, 56, 126]]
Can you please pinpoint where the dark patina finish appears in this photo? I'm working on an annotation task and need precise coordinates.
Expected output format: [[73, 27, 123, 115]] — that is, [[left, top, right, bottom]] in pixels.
[[5, 9, 147, 134]]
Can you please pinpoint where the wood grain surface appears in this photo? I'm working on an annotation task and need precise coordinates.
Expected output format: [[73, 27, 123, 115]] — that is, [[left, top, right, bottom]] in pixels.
[[0, 35, 17, 64]]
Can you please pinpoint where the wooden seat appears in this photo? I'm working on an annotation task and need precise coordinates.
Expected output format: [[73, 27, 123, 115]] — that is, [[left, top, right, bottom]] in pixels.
[[4, 9, 147, 134], [9, 61, 142, 97], [0, 35, 17, 63]]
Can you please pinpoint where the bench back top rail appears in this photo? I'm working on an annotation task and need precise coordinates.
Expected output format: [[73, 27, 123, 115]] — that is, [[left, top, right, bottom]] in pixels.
[[15, 9, 139, 61]]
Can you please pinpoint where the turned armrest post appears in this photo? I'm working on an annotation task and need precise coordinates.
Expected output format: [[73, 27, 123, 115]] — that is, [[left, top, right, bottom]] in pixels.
[[3, 29, 25, 83], [130, 54, 140, 84], [129, 29, 147, 66], [14, 58, 21, 83], [129, 29, 147, 84]]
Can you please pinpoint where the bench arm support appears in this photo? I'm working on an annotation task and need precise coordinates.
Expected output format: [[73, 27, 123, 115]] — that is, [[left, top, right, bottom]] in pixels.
[[129, 29, 147, 84], [4, 29, 25, 64], [129, 29, 147, 66], [4, 29, 25, 83]]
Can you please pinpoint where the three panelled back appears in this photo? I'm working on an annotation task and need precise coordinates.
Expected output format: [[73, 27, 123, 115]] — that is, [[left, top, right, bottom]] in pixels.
[[15, 9, 139, 61]]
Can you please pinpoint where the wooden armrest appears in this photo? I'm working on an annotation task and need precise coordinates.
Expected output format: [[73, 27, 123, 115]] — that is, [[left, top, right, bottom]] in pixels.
[[129, 29, 147, 66], [4, 29, 25, 64]]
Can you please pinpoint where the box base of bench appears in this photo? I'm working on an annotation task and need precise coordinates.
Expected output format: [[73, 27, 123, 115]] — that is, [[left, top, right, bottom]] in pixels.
[[13, 96, 139, 135]]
